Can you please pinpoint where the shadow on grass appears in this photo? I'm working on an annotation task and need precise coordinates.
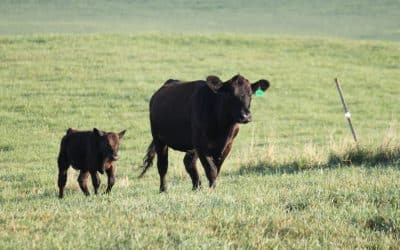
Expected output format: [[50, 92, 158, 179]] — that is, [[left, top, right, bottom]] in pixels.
[[365, 215, 400, 239], [0, 189, 57, 203], [232, 144, 400, 176]]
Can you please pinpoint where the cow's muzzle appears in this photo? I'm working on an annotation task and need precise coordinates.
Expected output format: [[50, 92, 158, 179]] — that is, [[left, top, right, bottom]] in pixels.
[[238, 112, 252, 124], [110, 154, 119, 161]]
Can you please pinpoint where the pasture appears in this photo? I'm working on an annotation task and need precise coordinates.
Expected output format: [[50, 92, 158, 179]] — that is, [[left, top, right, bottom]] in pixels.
[[1, 1, 400, 249], [1, 0, 400, 41]]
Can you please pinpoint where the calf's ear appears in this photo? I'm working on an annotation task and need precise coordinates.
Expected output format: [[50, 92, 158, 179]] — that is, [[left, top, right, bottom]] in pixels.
[[118, 130, 126, 139], [251, 79, 270, 94], [93, 128, 104, 136], [66, 128, 74, 135], [206, 75, 223, 93]]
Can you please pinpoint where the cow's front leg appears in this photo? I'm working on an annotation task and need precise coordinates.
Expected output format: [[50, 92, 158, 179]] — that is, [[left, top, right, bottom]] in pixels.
[[183, 152, 201, 190], [216, 124, 239, 173], [216, 140, 234, 174], [78, 171, 90, 196], [90, 171, 101, 195], [105, 165, 115, 194], [198, 153, 218, 189]]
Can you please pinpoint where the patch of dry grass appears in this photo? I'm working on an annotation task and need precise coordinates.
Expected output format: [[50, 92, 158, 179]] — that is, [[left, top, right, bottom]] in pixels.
[[240, 127, 400, 175]]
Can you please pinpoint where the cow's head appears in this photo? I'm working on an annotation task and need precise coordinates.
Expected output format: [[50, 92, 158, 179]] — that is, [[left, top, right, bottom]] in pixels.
[[206, 74, 270, 124], [93, 128, 126, 163]]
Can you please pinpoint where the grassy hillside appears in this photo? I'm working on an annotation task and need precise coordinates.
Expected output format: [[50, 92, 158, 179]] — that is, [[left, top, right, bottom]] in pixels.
[[1, 0, 399, 41], [0, 33, 399, 248]]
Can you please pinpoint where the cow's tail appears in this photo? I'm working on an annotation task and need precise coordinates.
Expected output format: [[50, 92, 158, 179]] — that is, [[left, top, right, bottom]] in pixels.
[[139, 140, 156, 178]]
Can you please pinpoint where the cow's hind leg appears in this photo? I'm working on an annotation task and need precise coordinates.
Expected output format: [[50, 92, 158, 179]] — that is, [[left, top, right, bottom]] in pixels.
[[90, 171, 101, 195], [184, 152, 201, 190], [78, 171, 90, 196], [198, 154, 218, 189], [155, 142, 168, 192], [57, 152, 69, 199]]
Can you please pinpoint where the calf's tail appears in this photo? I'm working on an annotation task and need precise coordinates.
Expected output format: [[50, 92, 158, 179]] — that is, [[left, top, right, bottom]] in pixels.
[[139, 140, 156, 178]]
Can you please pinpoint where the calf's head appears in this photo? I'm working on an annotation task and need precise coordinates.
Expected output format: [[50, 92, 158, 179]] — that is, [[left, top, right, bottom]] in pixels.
[[93, 128, 126, 163], [206, 74, 270, 124]]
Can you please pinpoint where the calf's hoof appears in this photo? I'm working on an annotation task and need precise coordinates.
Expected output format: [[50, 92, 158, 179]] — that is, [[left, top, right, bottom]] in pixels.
[[103, 189, 112, 195], [192, 181, 202, 191]]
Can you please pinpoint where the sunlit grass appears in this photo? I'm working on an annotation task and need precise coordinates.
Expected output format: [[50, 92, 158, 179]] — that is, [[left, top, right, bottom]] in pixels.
[[0, 33, 399, 248], [0, 0, 399, 41]]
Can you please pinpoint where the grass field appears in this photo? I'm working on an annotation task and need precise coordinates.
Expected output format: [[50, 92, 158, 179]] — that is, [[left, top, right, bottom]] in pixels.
[[1, 33, 399, 248], [1, 0, 400, 41], [1, 1, 400, 249]]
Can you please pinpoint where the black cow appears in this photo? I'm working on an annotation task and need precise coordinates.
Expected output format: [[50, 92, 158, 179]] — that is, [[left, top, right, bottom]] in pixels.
[[57, 128, 126, 198], [139, 74, 270, 192]]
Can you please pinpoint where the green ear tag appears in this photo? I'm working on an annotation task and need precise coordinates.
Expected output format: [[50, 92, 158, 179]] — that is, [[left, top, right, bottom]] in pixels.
[[255, 87, 265, 97]]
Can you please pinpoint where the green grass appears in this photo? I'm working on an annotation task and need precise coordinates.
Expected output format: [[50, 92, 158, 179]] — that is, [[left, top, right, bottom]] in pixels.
[[1, 0, 400, 41], [0, 33, 399, 248]]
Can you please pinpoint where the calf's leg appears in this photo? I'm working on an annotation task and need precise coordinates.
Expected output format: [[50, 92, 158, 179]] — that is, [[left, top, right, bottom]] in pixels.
[[78, 171, 90, 196], [105, 165, 115, 193], [183, 152, 201, 190]]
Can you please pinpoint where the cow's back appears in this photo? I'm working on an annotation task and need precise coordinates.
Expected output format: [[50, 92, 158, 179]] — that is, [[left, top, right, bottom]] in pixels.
[[149, 81, 204, 151]]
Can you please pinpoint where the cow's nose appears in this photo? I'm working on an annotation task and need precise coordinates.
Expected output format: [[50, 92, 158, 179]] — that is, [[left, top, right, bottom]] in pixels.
[[111, 154, 119, 161], [240, 113, 252, 123]]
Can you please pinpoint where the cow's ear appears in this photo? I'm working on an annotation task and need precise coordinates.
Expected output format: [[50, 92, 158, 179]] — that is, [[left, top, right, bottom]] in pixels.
[[93, 128, 104, 136], [251, 79, 270, 94], [206, 75, 223, 93], [66, 128, 74, 135], [118, 130, 126, 139]]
